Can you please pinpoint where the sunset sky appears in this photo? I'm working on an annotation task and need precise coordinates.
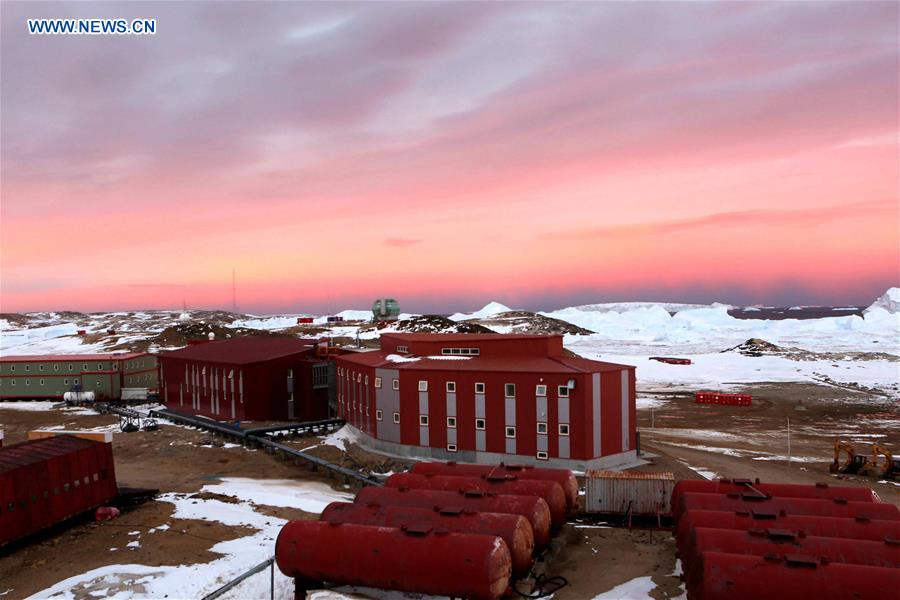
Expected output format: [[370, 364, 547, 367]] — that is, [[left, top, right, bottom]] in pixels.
[[1, 1, 898, 315]]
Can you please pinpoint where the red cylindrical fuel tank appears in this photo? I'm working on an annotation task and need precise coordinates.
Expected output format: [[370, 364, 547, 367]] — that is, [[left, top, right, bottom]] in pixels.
[[675, 492, 899, 527], [682, 527, 900, 586], [675, 510, 900, 559], [688, 551, 900, 600], [386, 472, 567, 529], [671, 480, 877, 518], [410, 462, 580, 512], [355, 486, 553, 548], [276, 520, 511, 600], [321, 501, 536, 575]]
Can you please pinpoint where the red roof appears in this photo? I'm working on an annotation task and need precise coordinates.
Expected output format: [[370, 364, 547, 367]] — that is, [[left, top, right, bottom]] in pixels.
[[338, 350, 632, 374], [0, 435, 102, 474], [1, 353, 148, 363], [381, 333, 557, 342], [159, 336, 318, 365]]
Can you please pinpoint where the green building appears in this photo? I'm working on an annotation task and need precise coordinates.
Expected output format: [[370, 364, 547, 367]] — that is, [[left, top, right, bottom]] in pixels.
[[0, 353, 159, 401]]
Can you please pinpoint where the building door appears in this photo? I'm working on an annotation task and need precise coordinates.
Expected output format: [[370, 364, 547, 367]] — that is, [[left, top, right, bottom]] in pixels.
[[287, 369, 295, 420]]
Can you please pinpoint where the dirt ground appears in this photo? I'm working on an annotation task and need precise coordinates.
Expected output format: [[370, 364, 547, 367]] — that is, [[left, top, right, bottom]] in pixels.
[[1, 380, 898, 599]]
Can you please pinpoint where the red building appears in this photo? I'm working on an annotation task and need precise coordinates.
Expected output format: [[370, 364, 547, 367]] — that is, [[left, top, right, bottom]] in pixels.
[[158, 337, 333, 422], [335, 333, 637, 470]]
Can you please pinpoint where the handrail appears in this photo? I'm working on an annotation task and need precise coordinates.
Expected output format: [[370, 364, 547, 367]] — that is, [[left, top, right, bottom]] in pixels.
[[201, 557, 275, 600]]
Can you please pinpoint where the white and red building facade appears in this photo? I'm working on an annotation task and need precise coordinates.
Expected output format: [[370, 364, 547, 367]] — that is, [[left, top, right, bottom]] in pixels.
[[335, 333, 638, 470]]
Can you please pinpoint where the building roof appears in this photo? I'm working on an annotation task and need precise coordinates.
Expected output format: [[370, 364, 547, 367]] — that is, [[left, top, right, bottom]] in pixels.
[[0, 353, 147, 363], [380, 333, 557, 342], [338, 350, 633, 374], [0, 435, 102, 474], [159, 336, 317, 365]]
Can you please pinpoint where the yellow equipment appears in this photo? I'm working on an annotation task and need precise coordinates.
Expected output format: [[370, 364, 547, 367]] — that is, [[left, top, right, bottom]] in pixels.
[[829, 440, 868, 474], [871, 444, 900, 479]]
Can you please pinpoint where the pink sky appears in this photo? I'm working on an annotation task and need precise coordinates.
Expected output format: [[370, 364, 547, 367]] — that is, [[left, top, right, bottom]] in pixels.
[[1, 2, 898, 314]]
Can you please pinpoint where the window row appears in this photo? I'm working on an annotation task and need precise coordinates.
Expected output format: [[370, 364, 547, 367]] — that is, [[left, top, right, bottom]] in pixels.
[[8, 363, 100, 372], [1, 378, 84, 387], [4, 471, 107, 513], [371, 412, 569, 436], [338, 369, 570, 399], [441, 347, 480, 356]]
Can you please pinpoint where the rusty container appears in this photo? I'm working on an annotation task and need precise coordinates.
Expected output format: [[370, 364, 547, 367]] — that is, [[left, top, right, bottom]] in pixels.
[[675, 492, 898, 528], [682, 527, 900, 586], [355, 486, 553, 548], [275, 520, 512, 600], [675, 509, 900, 559], [671, 480, 877, 519], [410, 461, 579, 512], [584, 470, 674, 516], [688, 551, 900, 600], [321, 501, 535, 575], [386, 472, 567, 529]]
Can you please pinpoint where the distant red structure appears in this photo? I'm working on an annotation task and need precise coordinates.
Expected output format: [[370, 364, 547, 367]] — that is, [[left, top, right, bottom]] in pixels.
[[296, 317, 315, 324], [649, 357, 692, 365], [0, 435, 118, 547], [695, 392, 752, 406]]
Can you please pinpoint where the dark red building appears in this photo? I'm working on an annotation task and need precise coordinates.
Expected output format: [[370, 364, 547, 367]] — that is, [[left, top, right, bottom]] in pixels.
[[0, 435, 118, 547], [158, 337, 333, 422], [335, 333, 637, 470]]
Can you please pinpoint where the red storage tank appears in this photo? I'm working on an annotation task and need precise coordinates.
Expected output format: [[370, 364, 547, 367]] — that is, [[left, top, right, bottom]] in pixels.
[[675, 510, 900, 559], [675, 492, 898, 528], [682, 527, 900, 583], [672, 480, 878, 519], [410, 462, 579, 512], [355, 486, 553, 548], [688, 551, 900, 600], [321, 501, 535, 575], [386, 472, 567, 529], [275, 520, 511, 600]]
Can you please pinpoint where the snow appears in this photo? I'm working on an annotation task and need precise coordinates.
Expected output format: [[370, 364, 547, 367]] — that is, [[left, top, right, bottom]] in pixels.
[[385, 353, 420, 363], [591, 576, 657, 599], [320, 425, 359, 451], [29, 478, 350, 600], [865, 287, 900, 314], [0, 401, 61, 411], [449, 301, 513, 322]]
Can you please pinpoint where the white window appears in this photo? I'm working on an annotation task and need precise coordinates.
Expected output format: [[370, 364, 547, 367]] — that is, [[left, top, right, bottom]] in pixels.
[[338, 367, 343, 376], [40, 379, 44, 386], [9, 365, 14, 372], [397, 345, 409, 353], [96, 380, 101, 387], [83, 364, 88, 370], [287, 369, 293, 379], [68, 364, 73, 371], [392, 379, 399, 390], [505, 426, 516, 438], [376, 410, 383, 421], [10, 379, 15, 386], [505, 384, 516, 397], [537, 451, 549, 460], [393, 412, 401, 424], [418, 380, 428, 392], [475, 382, 485, 394], [39, 365, 44, 372], [446, 381, 456, 393], [25, 379, 30, 386], [447, 444, 458, 452], [97, 364, 103, 371], [375, 377, 382, 389], [536, 384, 547, 396], [24, 365, 30, 372], [64, 379, 69, 385], [74, 379, 79, 384], [558, 385, 570, 397], [475, 418, 485, 430], [53, 364, 59, 371], [365, 375, 369, 385], [357, 373, 362, 383], [537, 422, 548, 434], [559, 423, 570, 436], [447, 416, 457, 428], [419, 415, 429, 426]]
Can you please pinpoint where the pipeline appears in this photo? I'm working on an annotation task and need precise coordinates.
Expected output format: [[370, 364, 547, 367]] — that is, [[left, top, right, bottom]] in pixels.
[[122, 407, 384, 487]]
